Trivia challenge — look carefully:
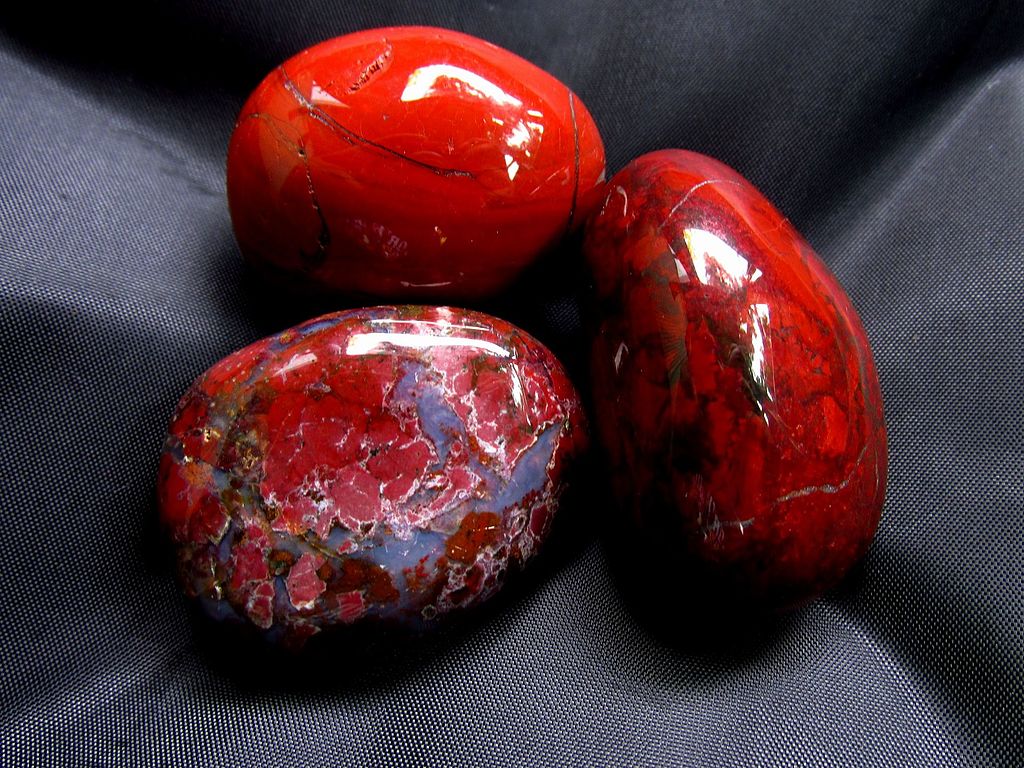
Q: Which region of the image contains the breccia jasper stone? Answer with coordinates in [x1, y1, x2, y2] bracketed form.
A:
[585, 150, 887, 612]
[157, 306, 587, 645]
[227, 26, 606, 300]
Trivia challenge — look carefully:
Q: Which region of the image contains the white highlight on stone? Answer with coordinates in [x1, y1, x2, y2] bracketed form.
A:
[345, 332, 510, 358]
[400, 64, 523, 107]
[276, 351, 318, 376]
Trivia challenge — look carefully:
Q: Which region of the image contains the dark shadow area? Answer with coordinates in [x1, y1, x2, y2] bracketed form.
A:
[231, 258, 367, 336]
[485, 231, 592, 381]
[597, 525, 801, 662]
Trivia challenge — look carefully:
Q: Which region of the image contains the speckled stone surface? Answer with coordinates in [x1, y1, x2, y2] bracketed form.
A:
[157, 306, 587, 645]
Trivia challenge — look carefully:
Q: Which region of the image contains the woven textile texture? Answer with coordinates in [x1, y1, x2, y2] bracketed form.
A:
[0, 1, 1021, 765]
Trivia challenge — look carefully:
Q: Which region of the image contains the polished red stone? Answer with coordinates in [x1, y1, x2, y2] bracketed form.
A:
[226, 26, 606, 300]
[157, 307, 587, 645]
[585, 150, 887, 612]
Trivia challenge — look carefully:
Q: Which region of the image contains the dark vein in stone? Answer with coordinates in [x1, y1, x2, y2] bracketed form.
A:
[567, 88, 580, 232]
[240, 112, 301, 153]
[296, 142, 331, 265]
[279, 67, 476, 179]
[244, 112, 331, 264]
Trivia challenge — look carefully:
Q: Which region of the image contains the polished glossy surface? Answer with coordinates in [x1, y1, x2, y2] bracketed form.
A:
[157, 306, 587, 645]
[227, 26, 606, 299]
[586, 150, 887, 611]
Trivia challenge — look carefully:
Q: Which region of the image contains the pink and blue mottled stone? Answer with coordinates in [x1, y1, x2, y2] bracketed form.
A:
[157, 306, 587, 646]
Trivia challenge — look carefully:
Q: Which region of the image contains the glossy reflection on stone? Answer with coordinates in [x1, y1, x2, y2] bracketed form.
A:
[227, 26, 606, 300]
[157, 307, 587, 646]
[585, 150, 887, 614]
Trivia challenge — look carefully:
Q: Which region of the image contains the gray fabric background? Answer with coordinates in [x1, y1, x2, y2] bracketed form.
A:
[0, 1, 1021, 765]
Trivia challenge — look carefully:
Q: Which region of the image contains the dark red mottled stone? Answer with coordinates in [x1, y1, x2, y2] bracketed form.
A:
[227, 26, 606, 300]
[157, 307, 587, 645]
[585, 150, 887, 612]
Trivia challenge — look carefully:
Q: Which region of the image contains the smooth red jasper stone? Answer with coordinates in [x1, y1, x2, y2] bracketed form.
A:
[226, 27, 606, 299]
[585, 150, 887, 613]
[157, 306, 587, 645]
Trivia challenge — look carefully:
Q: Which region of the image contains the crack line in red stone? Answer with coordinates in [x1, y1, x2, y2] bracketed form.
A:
[773, 442, 870, 505]
[239, 112, 302, 153]
[296, 142, 332, 263]
[662, 178, 745, 232]
[279, 67, 477, 179]
[566, 88, 580, 233]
